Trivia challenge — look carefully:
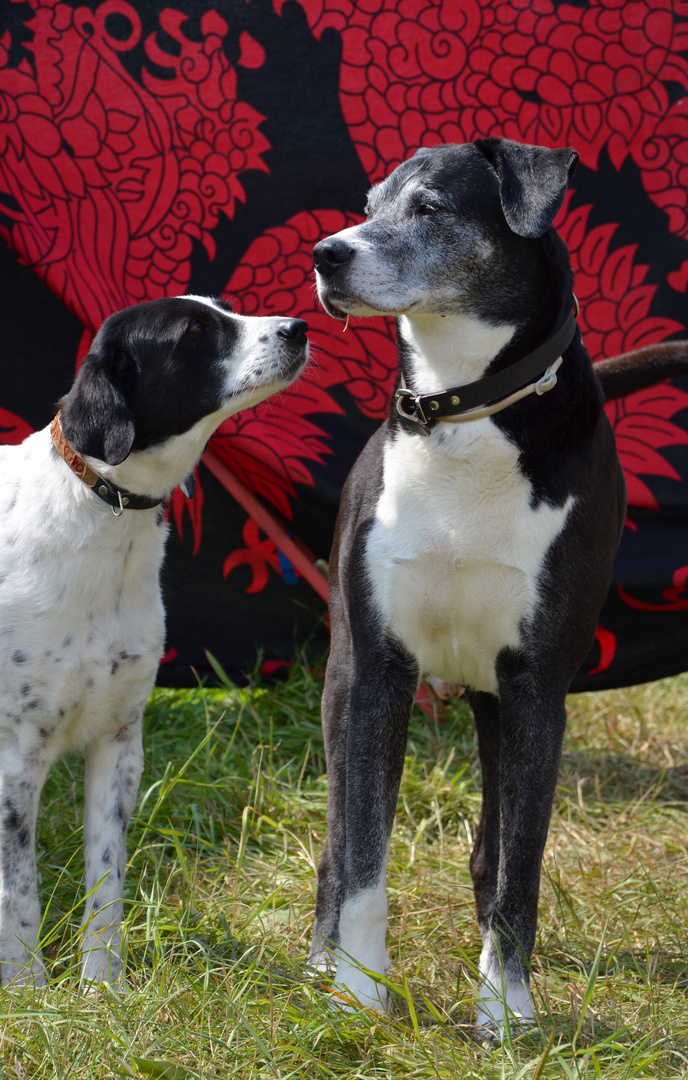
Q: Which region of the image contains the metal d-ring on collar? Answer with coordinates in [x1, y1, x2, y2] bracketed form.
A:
[50, 413, 164, 514]
[394, 302, 579, 437]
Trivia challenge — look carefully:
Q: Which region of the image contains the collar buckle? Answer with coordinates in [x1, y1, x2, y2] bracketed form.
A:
[394, 387, 433, 436]
[534, 368, 558, 396]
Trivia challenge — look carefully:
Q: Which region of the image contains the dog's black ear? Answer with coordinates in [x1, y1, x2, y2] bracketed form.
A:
[474, 138, 578, 238]
[59, 346, 137, 465]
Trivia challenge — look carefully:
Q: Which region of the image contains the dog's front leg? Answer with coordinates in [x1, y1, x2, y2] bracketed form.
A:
[467, 691, 501, 948]
[80, 718, 143, 984]
[324, 642, 419, 1011]
[0, 759, 50, 985]
[469, 669, 568, 1034]
[309, 632, 352, 974]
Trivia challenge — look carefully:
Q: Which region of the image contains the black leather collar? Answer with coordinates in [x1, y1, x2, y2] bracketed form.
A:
[84, 474, 164, 513]
[394, 308, 577, 436]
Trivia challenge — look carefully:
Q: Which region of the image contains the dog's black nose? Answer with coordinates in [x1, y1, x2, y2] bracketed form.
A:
[313, 238, 353, 275]
[277, 318, 308, 342]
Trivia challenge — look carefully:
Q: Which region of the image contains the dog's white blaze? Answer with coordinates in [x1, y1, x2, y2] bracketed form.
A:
[334, 859, 390, 1011]
[367, 411, 573, 695]
[181, 296, 306, 395]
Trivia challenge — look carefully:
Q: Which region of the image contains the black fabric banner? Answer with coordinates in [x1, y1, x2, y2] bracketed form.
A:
[1, 0, 687, 690]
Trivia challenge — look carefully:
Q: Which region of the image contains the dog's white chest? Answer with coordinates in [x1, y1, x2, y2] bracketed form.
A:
[0, 433, 166, 757]
[366, 424, 573, 694]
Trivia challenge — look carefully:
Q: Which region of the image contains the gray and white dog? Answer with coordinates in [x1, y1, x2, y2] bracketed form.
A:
[309, 138, 687, 1030]
[0, 296, 307, 986]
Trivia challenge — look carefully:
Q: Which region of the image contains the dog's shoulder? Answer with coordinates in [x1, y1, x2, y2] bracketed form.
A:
[0, 422, 167, 629]
[0, 428, 60, 533]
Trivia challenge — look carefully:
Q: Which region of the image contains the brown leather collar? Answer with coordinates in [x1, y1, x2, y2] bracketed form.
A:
[50, 413, 163, 514]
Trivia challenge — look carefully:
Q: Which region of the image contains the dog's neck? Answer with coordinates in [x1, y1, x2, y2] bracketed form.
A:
[95, 410, 227, 501]
[398, 312, 517, 394]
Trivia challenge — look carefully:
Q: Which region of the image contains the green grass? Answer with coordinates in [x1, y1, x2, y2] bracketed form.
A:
[2, 662, 688, 1078]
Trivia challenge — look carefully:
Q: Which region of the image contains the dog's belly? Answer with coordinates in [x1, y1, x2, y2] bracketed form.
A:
[365, 426, 573, 695]
[1, 603, 163, 759]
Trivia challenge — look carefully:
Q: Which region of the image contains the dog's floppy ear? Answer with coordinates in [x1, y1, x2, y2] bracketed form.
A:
[59, 344, 137, 465]
[474, 138, 578, 238]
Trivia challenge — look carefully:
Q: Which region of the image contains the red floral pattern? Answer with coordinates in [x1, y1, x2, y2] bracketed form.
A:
[557, 194, 685, 362]
[298, 0, 688, 240]
[0, 2, 267, 330]
[0, 407, 33, 445]
[555, 194, 688, 508]
[222, 518, 284, 594]
[170, 470, 204, 557]
[1, 0, 687, 622]
[619, 565, 688, 611]
[588, 625, 617, 675]
[605, 384, 688, 508]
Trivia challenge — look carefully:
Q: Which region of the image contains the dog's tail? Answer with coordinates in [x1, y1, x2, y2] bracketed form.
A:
[594, 340, 688, 401]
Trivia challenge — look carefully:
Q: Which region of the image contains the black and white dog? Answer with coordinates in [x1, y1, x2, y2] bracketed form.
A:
[0, 296, 307, 986]
[309, 139, 687, 1029]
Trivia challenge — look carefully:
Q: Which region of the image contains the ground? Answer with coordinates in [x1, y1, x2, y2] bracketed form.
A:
[2, 658, 688, 1079]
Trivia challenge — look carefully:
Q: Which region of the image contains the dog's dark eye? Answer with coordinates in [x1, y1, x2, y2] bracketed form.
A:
[186, 320, 204, 334]
[418, 203, 438, 216]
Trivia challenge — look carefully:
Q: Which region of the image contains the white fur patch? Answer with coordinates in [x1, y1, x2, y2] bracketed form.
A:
[332, 862, 390, 1011]
[398, 312, 517, 388]
[476, 936, 535, 1033]
[367, 414, 572, 694]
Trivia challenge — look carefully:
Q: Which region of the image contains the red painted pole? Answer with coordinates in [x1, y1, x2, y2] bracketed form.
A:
[201, 447, 329, 605]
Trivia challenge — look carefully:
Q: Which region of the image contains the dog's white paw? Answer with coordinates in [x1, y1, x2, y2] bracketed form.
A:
[475, 977, 535, 1038]
[329, 966, 388, 1013]
[2, 963, 48, 990]
[306, 941, 334, 975]
[80, 945, 124, 985]
[333, 878, 390, 1012]
[0, 939, 48, 989]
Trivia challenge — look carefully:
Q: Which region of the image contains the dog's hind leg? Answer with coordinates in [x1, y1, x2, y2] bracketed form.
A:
[80, 717, 143, 984]
[317, 638, 419, 1011]
[0, 759, 50, 986]
[470, 664, 568, 1034]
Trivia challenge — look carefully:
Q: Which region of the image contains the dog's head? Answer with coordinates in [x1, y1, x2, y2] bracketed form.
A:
[59, 297, 308, 467]
[312, 139, 578, 324]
